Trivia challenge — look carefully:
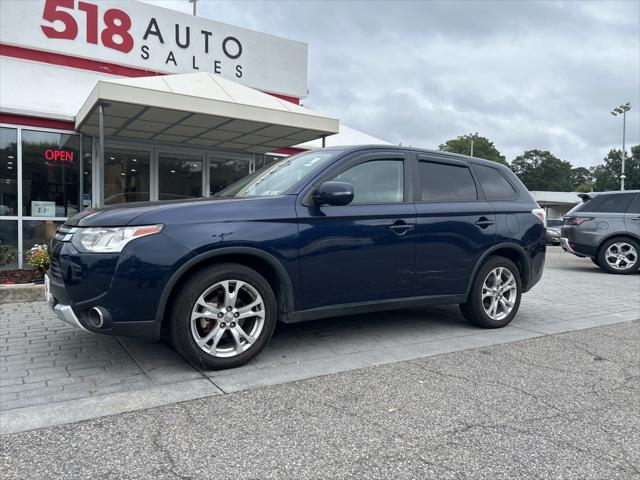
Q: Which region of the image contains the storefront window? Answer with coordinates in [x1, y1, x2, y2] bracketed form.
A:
[0, 128, 19, 216]
[104, 148, 150, 205]
[209, 158, 251, 195]
[23, 220, 63, 268]
[0, 220, 19, 270]
[159, 155, 202, 200]
[22, 130, 80, 217]
[82, 136, 92, 210]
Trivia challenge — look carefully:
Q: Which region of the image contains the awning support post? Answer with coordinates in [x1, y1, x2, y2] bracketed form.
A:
[321, 135, 326, 148]
[98, 103, 105, 207]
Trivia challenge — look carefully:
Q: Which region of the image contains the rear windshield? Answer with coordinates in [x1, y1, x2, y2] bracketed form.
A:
[547, 219, 563, 227]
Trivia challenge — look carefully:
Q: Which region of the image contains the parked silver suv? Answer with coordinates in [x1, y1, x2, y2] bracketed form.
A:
[561, 191, 640, 274]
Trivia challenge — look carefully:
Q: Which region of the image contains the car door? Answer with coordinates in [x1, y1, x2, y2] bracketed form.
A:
[296, 151, 416, 310]
[413, 155, 496, 297]
[624, 193, 640, 236]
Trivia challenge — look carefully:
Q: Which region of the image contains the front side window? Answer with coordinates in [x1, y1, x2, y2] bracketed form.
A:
[474, 164, 517, 200]
[333, 159, 404, 204]
[419, 161, 477, 202]
[21, 130, 80, 217]
[627, 194, 640, 214]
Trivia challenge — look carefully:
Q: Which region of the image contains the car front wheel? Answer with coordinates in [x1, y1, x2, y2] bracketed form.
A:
[460, 256, 522, 328]
[170, 263, 277, 370]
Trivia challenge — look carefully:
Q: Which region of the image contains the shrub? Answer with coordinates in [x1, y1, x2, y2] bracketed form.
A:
[0, 242, 17, 268]
[26, 244, 49, 274]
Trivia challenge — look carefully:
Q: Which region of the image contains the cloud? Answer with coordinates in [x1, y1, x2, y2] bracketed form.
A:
[145, 0, 639, 168]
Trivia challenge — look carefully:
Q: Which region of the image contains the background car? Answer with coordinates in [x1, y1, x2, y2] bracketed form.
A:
[561, 191, 640, 274]
[546, 218, 563, 245]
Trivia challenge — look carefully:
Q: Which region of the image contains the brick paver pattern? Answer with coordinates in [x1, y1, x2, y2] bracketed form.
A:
[1, 250, 639, 412]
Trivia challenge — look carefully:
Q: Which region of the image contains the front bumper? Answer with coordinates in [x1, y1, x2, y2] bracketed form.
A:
[46, 274, 90, 332]
[46, 229, 190, 340]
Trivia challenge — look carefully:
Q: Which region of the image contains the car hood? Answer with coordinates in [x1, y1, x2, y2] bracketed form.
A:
[65, 197, 248, 227]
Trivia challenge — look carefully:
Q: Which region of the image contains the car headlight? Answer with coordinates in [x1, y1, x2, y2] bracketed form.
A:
[71, 225, 163, 253]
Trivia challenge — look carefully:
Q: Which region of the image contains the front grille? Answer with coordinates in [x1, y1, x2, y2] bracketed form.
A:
[49, 255, 63, 281]
[53, 225, 78, 242]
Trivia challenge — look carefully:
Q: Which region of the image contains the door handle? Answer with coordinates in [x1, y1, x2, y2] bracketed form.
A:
[389, 222, 415, 236]
[631, 217, 640, 221]
[474, 217, 495, 229]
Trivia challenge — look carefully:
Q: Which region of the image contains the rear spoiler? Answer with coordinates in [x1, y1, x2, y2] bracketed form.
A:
[577, 192, 598, 202]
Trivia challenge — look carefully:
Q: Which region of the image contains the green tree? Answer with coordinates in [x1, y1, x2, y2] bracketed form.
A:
[439, 133, 507, 165]
[511, 149, 573, 191]
[592, 146, 640, 191]
[570, 167, 592, 188]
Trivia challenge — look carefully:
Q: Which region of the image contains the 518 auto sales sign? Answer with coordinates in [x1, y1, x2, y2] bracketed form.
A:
[0, 0, 308, 98]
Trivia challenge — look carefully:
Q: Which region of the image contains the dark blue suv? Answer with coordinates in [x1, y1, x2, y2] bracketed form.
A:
[46, 146, 545, 369]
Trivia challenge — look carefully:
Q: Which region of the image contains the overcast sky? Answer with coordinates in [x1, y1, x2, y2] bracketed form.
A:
[146, 0, 639, 168]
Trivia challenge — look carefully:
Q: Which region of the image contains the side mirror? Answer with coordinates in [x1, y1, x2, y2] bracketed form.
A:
[312, 181, 354, 206]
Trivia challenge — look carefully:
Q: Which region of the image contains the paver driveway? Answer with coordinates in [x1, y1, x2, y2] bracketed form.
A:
[1, 248, 639, 433]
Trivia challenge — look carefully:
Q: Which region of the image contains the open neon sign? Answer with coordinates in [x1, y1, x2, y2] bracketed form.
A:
[44, 149, 74, 162]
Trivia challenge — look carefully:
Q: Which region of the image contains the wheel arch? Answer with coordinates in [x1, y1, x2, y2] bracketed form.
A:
[466, 243, 531, 296]
[156, 247, 295, 328]
[597, 232, 640, 254]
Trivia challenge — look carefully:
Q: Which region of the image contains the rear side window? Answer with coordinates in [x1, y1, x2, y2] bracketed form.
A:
[628, 194, 640, 214]
[474, 164, 518, 200]
[589, 193, 634, 213]
[419, 161, 477, 202]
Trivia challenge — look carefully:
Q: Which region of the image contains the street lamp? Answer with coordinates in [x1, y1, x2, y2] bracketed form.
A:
[188, 0, 197, 16]
[610, 102, 631, 191]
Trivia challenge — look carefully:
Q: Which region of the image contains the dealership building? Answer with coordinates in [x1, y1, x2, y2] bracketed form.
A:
[0, 0, 386, 268]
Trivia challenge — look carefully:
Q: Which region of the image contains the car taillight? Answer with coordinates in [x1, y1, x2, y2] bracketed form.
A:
[566, 217, 593, 225]
[531, 208, 546, 226]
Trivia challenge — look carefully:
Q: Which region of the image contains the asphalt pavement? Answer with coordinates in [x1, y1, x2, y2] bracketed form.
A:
[1, 319, 639, 480]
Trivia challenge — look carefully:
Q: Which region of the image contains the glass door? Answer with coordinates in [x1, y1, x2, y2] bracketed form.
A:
[103, 147, 151, 205]
[158, 153, 203, 200]
[208, 157, 251, 196]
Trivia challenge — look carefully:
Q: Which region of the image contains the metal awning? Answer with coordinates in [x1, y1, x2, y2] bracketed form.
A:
[75, 72, 338, 154]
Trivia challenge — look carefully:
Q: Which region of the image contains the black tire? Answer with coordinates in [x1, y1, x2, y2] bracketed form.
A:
[170, 263, 277, 370]
[460, 256, 522, 328]
[590, 257, 600, 267]
[596, 237, 640, 275]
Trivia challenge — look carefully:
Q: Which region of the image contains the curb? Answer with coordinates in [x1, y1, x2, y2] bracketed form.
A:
[0, 283, 44, 304]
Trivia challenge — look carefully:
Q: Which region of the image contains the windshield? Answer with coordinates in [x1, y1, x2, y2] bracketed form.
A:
[215, 150, 340, 198]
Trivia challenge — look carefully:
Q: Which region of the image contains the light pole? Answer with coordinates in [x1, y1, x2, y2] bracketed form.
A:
[610, 102, 631, 191]
[188, 0, 197, 16]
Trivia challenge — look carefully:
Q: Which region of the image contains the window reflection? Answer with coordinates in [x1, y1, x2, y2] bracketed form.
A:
[159, 155, 202, 200]
[209, 158, 250, 195]
[0, 128, 18, 216]
[21, 130, 80, 217]
[104, 148, 150, 205]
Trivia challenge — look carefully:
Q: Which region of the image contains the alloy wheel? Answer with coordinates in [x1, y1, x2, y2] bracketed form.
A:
[190, 280, 265, 358]
[604, 242, 638, 271]
[482, 267, 518, 321]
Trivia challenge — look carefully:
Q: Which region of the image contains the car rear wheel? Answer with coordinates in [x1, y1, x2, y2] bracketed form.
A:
[460, 256, 522, 328]
[597, 237, 640, 274]
[170, 263, 277, 370]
